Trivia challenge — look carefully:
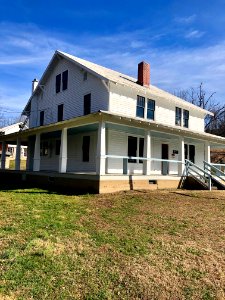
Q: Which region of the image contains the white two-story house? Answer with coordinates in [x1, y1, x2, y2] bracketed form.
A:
[1, 50, 225, 193]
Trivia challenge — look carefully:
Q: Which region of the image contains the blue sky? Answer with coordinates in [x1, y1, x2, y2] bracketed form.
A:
[1, 0, 225, 121]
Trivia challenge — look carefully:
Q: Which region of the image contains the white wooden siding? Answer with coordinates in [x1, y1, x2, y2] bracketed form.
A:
[40, 137, 60, 171]
[39, 131, 97, 172]
[109, 83, 206, 133]
[107, 129, 144, 175]
[67, 131, 97, 172]
[106, 129, 206, 175]
[29, 58, 109, 128]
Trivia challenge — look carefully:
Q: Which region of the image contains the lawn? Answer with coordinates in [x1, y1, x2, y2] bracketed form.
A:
[0, 189, 225, 300]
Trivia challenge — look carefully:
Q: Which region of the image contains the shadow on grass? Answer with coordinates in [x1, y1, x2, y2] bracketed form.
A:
[0, 183, 95, 196]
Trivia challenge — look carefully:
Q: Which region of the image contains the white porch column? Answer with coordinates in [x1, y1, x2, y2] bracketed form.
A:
[1, 141, 6, 170]
[96, 121, 106, 175]
[15, 138, 21, 170]
[204, 141, 211, 163]
[33, 133, 41, 171]
[178, 136, 185, 176]
[143, 131, 151, 175]
[59, 128, 68, 173]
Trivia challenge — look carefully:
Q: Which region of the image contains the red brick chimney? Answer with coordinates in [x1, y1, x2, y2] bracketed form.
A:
[137, 61, 150, 86]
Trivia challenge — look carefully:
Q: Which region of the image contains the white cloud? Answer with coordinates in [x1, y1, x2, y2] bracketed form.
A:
[1, 21, 225, 118]
[174, 15, 196, 24]
[185, 30, 205, 39]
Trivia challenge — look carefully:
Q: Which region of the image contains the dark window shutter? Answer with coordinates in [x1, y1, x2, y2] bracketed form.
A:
[128, 136, 137, 163]
[62, 70, 68, 90]
[56, 74, 61, 93]
[58, 104, 64, 122]
[55, 140, 61, 155]
[40, 110, 44, 126]
[82, 136, 90, 162]
[84, 93, 91, 115]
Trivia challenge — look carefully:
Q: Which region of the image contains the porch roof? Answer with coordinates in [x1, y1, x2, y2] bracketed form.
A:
[1, 111, 225, 146]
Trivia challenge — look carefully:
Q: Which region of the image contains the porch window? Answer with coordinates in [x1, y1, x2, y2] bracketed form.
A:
[40, 141, 48, 156]
[55, 140, 61, 156]
[175, 107, 182, 126]
[84, 93, 91, 115]
[58, 104, 64, 122]
[40, 110, 44, 126]
[82, 136, 90, 162]
[147, 99, 155, 120]
[56, 74, 61, 93]
[62, 70, 68, 91]
[136, 96, 145, 118]
[185, 144, 195, 163]
[183, 109, 189, 128]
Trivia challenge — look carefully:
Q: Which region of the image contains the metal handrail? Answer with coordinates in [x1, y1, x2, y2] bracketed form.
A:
[203, 161, 225, 186]
[185, 159, 211, 190]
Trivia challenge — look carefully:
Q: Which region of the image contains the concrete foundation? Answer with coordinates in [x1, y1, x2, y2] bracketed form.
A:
[0, 170, 181, 194]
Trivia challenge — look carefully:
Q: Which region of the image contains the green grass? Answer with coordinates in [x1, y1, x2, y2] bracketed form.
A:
[0, 189, 225, 299]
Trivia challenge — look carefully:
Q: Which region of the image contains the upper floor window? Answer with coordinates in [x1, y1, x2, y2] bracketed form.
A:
[183, 109, 189, 128]
[147, 99, 155, 120]
[84, 93, 91, 115]
[55, 70, 68, 93]
[175, 107, 182, 126]
[82, 136, 90, 162]
[62, 70, 68, 91]
[56, 74, 61, 93]
[136, 96, 145, 118]
[40, 110, 44, 126]
[58, 104, 64, 122]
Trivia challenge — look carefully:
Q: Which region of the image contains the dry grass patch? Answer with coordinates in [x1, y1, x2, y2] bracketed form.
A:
[0, 189, 225, 299]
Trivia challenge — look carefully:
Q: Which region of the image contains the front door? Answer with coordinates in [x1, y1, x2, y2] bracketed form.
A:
[161, 144, 169, 175]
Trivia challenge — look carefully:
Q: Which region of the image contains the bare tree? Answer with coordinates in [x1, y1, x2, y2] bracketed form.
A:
[174, 83, 225, 135]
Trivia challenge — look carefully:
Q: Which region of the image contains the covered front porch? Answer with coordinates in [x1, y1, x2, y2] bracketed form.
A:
[1, 111, 225, 192]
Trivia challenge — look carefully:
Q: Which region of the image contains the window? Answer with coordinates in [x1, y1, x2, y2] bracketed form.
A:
[183, 110, 189, 128]
[58, 104, 64, 122]
[147, 99, 155, 120]
[40, 141, 48, 156]
[128, 136, 144, 163]
[56, 74, 61, 93]
[62, 70, 68, 91]
[175, 107, 182, 126]
[40, 110, 44, 126]
[185, 144, 195, 163]
[84, 93, 91, 115]
[82, 136, 90, 162]
[136, 96, 145, 118]
[55, 140, 61, 156]
[56, 70, 68, 93]
[23, 148, 27, 157]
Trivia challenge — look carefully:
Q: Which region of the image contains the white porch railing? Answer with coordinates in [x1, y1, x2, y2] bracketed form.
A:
[104, 154, 183, 175]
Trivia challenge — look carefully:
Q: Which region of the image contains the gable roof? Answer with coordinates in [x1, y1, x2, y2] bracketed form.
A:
[23, 50, 213, 116]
